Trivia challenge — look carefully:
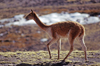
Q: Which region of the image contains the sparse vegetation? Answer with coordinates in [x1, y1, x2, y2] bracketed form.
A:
[0, 50, 100, 66]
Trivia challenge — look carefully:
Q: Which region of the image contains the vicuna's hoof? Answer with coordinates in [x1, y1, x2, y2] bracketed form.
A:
[61, 60, 65, 63]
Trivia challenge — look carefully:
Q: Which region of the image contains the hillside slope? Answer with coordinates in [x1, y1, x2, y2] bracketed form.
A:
[0, 22, 100, 51]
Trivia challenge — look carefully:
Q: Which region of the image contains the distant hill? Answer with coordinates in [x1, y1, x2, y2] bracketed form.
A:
[0, 0, 100, 19]
[0, 0, 100, 9]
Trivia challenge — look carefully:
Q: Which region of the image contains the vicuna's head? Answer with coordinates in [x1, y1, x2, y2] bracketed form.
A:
[25, 10, 36, 20]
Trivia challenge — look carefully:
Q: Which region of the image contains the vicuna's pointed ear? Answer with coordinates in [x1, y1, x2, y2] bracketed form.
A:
[31, 9, 33, 13]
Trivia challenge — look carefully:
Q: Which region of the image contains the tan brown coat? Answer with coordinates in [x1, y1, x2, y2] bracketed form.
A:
[25, 10, 87, 62]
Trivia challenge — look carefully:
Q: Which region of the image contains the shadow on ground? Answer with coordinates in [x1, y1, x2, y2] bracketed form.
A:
[16, 62, 70, 66]
[17, 63, 32, 66]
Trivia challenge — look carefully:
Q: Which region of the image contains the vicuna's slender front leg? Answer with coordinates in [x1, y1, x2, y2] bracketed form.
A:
[47, 39, 57, 59]
[57, 39, 61, 59]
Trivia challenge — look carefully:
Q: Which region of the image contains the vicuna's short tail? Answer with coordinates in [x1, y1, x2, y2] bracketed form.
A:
[79, 26, 85, 37]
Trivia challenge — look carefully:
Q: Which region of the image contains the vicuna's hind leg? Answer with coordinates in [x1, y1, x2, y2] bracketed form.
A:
[79, 36, 87, 60]
[62, 29, 79, 62]
[62, 37, 74, 62]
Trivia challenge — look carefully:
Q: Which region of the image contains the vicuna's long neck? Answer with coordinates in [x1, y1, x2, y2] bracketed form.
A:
[33, 14, 48, 30]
